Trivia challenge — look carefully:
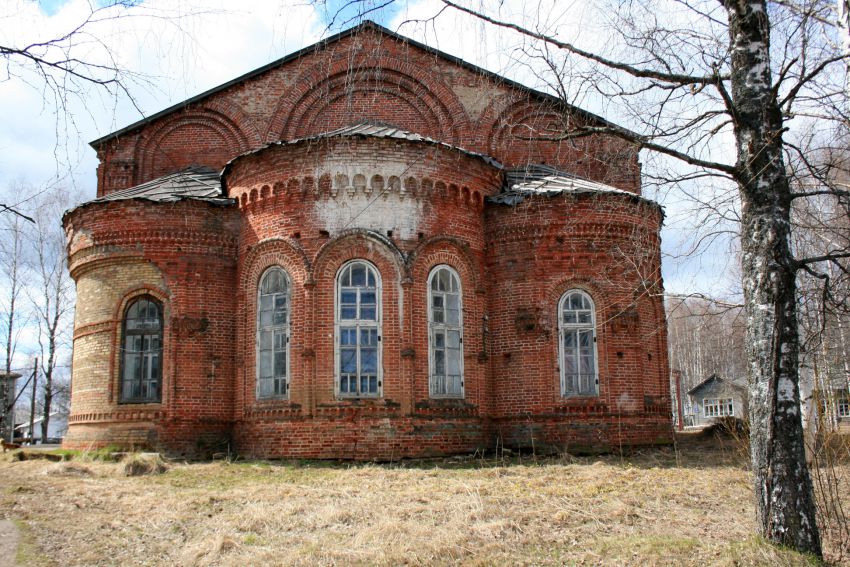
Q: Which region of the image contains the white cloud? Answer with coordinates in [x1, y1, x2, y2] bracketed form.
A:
[0, 0, 326, 199]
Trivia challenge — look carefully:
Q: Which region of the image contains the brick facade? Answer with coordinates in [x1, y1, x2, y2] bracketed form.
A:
[63, 22, 671, 458]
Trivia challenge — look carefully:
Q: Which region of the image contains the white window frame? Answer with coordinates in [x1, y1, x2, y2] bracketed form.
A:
[335, 260, 382, 398]
[703, 397, 734, 418]
[428, 265, 464, 398]
[558, 289, 599, 396]
[837, 397, 850, 419]
[256, 267, 291, 399]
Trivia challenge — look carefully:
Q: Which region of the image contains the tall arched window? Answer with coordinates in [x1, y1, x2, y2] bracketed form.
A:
[336, 260, 381, 397]
[558, 290, 598, 396]
[120, 296, 163, 403]
[257, 267, 290, 399]
[428, 266, 463, 397]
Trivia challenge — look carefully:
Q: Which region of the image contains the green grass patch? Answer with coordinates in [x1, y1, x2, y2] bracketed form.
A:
[13, 520, 54, 567]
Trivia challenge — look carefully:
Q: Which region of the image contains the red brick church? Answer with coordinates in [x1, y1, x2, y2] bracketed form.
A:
[62, 21, 672, 458]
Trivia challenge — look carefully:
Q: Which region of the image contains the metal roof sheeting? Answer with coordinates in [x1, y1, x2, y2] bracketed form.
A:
[94, 166, 227, 203]
[489, 166, 661, 210]
[64, 167, 233, 218]
[226, 120, 503, 170]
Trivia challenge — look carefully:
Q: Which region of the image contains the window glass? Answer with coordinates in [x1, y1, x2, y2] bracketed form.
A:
[257, 268, 290, 399]
[121, 297, 162, 403]
[429, 266, 463, 398]
[337, 261, 381, 397]
[559, 290, 598, 396]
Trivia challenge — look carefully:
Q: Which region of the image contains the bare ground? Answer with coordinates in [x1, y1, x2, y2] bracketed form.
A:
[0, 433, 845, 566]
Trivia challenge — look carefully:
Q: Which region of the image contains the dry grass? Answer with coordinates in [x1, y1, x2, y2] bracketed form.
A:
[0, 433, 841, 566]
[122, 454, 168, 477]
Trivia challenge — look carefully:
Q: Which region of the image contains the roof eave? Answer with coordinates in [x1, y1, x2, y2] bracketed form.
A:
[62, 195, 235, 224]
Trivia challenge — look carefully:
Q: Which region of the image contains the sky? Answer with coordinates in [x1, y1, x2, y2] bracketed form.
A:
[0, 0, 742, 300]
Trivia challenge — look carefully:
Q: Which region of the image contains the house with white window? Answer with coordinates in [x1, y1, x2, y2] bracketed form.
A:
[687, 375, 748, 427]
[801, 376, 850, 432]
[15, 411, 69, 445]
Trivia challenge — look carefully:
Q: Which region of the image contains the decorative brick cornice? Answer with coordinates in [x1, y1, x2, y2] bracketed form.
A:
[69, 410, 165, 424]
[244, 404, 303, 420]
[73, 320, 115, 340]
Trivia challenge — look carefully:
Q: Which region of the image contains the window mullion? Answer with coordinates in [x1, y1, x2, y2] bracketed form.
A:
[355, 322, 362, 396]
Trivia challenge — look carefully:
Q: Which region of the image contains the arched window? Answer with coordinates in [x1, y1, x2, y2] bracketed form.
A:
[257, 267, 290, 399]
[336, 261, 381, 397]
[558, 290, 598, 396]
[120, 297, 163, 403]
[428, 266, 463, 397]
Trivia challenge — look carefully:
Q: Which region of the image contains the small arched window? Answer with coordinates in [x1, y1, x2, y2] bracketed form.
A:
[428, 266, 463, 397]
[120, 297, 163, 403]
[257, 267, 290, 399]
[336, 260, 381, 397]
[558, 290, 598, 396]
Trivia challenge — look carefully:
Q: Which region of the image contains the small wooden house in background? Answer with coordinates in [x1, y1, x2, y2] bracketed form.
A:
[686, 375, 748, 427]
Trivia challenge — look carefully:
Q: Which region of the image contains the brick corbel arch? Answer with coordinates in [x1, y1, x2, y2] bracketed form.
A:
[134, 104, 258, 185]
[312, 229, 408, 283]
[408, 236, 482, 294]
[267, 55, 470, 145]
[543, 276, 608, 330]
[240, 238, 312, 291]
[479, 95, 576, 161]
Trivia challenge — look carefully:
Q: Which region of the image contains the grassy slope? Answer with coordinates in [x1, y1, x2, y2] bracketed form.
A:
[0, 434, 838, 566]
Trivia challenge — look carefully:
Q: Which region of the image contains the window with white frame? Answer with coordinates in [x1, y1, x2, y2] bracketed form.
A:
[336, 261, 381, 397]
[558, 290, 598, 396]
[120, 296, 162, 403]
[257, 267, 290, 399]
[703, 397, 734, 418]
[428, 266, 463, 397]
[837, 397, 850, 419]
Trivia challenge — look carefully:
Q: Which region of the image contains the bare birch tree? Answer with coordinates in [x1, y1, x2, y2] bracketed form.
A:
[28, 190, 75, 443]
[666, 295, 747, 391]
[0, 202, 29, 441]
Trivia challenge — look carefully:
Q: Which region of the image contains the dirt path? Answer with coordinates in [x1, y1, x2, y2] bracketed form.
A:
[0, 520, 20, 566]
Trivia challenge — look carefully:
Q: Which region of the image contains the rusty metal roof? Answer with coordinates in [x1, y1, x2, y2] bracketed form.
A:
[64, 167, 233, 219]
[93, 166, 228, 203]
[489, 166, 661, 211]
[286, 121, 502, 168]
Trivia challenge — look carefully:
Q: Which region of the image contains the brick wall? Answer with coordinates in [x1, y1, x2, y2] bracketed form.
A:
[484, 192, 672, 450]
[64, 24, 671, 459]
[63, 200, 240, 455]
[94, 26, 640, 198]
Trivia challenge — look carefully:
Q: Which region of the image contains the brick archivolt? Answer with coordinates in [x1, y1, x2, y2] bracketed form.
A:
[134, 107, 255, 184]
[269, 56, 469, 144]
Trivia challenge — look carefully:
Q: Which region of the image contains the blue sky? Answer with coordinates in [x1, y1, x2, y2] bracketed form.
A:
[317, 0, 400, 29]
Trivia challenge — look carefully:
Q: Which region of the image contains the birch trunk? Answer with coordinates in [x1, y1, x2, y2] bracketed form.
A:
[838, 0, 850, 106]
[727, 0, 821, 555]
